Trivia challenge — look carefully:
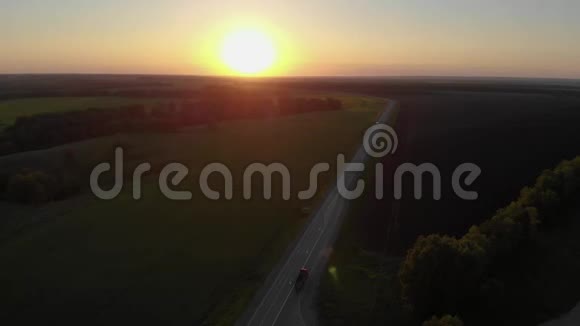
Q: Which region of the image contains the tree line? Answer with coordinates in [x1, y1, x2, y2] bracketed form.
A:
[0, 149, 82, 205]
[0, 88, 342, 205]
[0, 87, 342, 155]
[399, 156, 580, 325]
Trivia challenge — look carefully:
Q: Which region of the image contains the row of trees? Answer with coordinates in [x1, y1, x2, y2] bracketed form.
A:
[0, 77, 169, 100]
[423, 315, 463, 326]
[0, 87, 342, 155]
[399, 156, 580, 323]
[0, 169, 81, 205]
[0, 149, 83, 204]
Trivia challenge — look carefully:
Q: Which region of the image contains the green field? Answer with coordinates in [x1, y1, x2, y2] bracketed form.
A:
[0, 96, 168, 127]
[0, 95, 385, 324]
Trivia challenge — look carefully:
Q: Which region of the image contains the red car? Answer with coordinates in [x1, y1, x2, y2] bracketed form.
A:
[295, 268, 309, 292]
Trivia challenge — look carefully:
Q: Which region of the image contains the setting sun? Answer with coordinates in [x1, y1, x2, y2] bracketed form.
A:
[220, 29, 277, 76]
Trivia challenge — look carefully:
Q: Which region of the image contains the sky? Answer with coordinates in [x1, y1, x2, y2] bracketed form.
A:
[1, 0, 580, 78]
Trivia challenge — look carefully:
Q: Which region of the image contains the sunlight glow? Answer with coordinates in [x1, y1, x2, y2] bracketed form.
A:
[220, 29, 277, 76]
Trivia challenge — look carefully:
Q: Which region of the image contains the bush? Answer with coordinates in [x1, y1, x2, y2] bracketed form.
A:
[399, 234, 486, 316]
[0, 172, 9, 199]
[4, 171, 58, 204]
[0, 140, 16, 156]
[423, 315, 464, 326]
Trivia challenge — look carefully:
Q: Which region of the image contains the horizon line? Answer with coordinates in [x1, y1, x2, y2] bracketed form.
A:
[1, 72, 580, 82]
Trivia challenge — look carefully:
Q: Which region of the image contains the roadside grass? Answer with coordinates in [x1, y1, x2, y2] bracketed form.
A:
[317, 190, 408, 326]
[0, 96, 168, 127]
[0, 95, 385, 324]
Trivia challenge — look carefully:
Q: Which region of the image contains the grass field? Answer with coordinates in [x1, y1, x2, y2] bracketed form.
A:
[0, 96, 168, 127]
[0, 94, 385, 325]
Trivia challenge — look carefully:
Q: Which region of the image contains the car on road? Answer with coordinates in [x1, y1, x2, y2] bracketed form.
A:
[295, 268, 309, 292]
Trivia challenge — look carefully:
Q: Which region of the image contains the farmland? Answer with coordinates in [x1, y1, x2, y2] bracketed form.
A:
[319, 90, 580, 325]
[3, 76, 580, 325]
[0, 89, 385, 325]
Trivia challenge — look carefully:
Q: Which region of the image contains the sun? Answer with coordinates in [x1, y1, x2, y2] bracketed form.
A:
[220, 29, 276, 75]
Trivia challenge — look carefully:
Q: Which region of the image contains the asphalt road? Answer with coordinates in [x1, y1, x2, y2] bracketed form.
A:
[238, 100, 398, 326]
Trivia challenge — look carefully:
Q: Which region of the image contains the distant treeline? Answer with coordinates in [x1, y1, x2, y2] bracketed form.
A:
[399, 157, 580, 325]
[0, 88, 201, 99]
[0, 75, 172, 100]
[0, 87, 342, 155]
[266, 79, 580, 98]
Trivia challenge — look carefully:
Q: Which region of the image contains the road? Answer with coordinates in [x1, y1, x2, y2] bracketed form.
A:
[237, 100, 398, 326]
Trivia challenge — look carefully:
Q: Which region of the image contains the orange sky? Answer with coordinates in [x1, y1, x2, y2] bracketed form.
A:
[2, 0, 580, 78]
